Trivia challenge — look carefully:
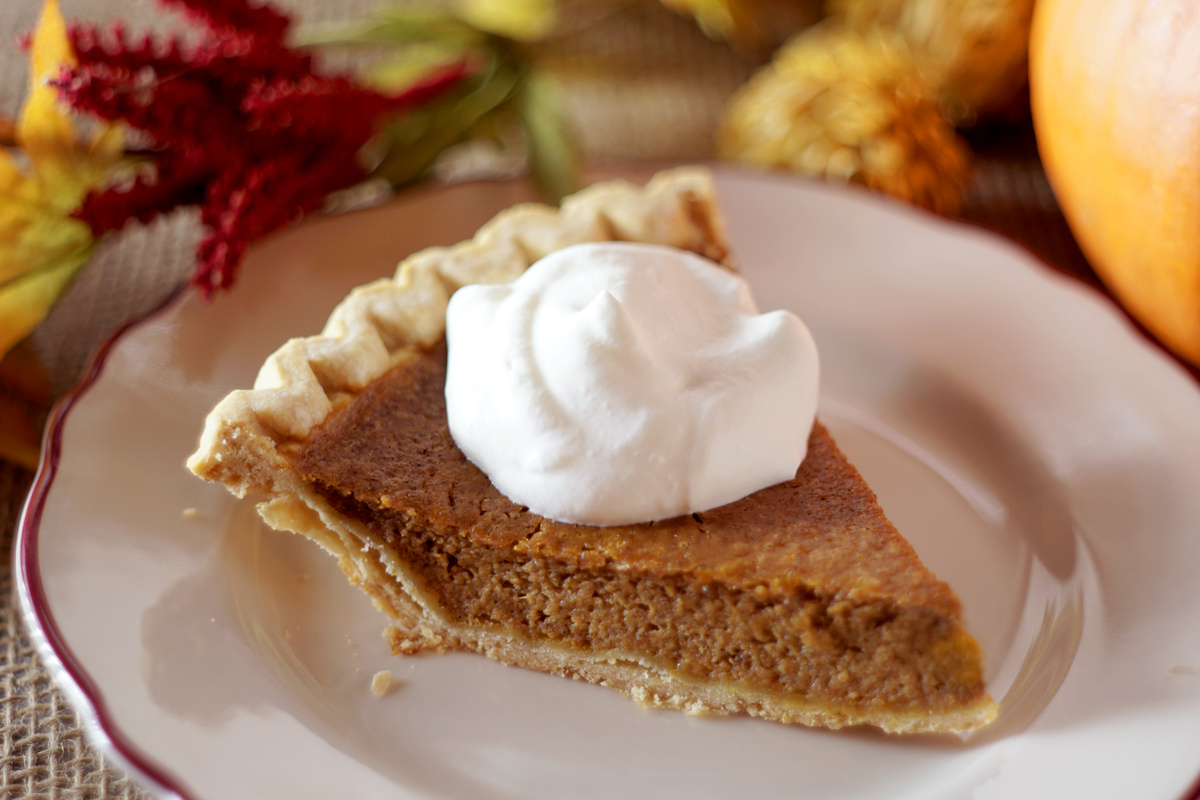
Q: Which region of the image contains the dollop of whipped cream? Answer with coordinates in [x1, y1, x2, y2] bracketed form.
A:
[444, 241, 819, 526]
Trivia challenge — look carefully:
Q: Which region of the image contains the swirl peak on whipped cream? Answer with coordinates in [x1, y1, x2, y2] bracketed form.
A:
[444, 241, 819, 526]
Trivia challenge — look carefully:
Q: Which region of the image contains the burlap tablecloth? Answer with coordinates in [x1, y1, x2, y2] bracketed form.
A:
[0, 1, 1155, 797]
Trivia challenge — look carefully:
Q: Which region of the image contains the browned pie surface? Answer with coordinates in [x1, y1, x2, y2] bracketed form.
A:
[297, 342, 955, 607]
[290, 342, 989, 714]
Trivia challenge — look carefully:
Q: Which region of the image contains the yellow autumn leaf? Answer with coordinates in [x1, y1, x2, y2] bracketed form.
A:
[0, 392, 43, 470]
[0, 0, 122, 466]
[0, 339, 53, 406]
[17, 0, 81, 198]
[0, 201, 93, 286]
[16, 0, 124, 200]
[0, 241, 90, 468]
[0, 0, 122, 361]
[454, 0, 557, 42]
[0, 239, 94, 358]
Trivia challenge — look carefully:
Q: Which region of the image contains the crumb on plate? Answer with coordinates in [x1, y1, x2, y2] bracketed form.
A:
[371, 670, 393, 697]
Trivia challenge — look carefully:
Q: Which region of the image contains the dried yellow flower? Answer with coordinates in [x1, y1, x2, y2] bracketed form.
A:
[827, 0, 1035, 124]
[717, 22, 970, 214]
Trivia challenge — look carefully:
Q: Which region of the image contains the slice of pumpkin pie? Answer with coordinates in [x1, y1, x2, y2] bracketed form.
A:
[188, 168, 997, 734]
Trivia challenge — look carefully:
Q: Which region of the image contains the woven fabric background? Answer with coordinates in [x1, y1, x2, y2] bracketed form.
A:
[0, 1, 1112, 798]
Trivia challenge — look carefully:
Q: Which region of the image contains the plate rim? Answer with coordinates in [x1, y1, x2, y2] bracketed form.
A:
[13, 167, 1200, 800]
[15, 284, 196, 800]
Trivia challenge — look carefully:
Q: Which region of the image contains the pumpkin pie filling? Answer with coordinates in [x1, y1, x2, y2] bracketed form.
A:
[291, 342, 990, 720]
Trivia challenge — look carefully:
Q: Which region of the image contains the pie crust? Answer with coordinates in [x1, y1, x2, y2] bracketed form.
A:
[188, 167, 997, 734]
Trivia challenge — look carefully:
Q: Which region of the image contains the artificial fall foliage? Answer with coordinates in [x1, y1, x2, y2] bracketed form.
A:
[827, 0, 1036, 125]
[0, 0, 122, 364]
[295, 3, 579, 204]
[0, 0, 123, 468]
[58, 0, 465, 297]
[718, 22, 971, 214]
[0, 0, 579, 468]
[0, 0, 463, 468]
[714, 0, 1034, 210]
[660, 0, 822, 57]
[454, 0, 559, 41]
[0, 341, 52, 469]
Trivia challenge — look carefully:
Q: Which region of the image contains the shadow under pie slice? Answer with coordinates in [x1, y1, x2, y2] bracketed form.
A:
[188, 167, 997, 734]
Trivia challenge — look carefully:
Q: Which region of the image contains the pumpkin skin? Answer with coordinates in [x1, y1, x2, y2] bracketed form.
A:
[1030, 0, 1200, 366]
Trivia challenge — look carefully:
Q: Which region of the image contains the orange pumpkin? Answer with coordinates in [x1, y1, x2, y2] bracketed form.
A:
[1029, 0, 1200, 366]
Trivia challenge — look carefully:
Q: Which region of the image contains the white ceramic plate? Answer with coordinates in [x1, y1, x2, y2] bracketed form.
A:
[16, 169, 1200, 800]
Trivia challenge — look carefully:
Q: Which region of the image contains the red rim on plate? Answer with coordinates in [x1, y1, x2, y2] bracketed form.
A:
[15, 285, 198, 800]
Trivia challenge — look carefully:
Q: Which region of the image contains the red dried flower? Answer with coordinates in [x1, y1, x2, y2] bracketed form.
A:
[56, 0, 465, 297]
[73, 149, 212, 233]
[165, 0, 293, 46]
